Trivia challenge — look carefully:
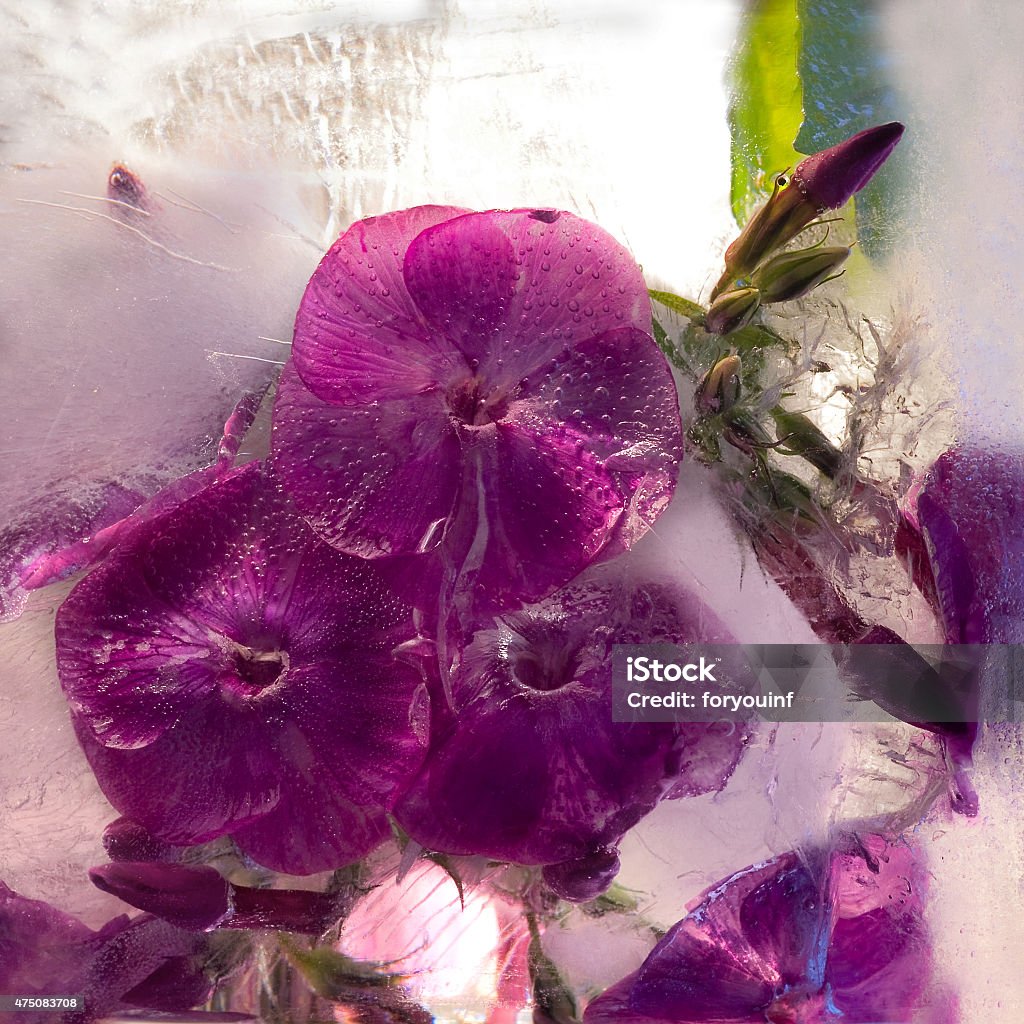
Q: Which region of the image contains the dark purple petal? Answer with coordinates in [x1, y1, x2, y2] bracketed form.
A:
[57, 462, 425, 874]
[403, 208, 654, 384]
[0, 482, 146, 622]
[916, 446, 1024, 643]
[584, 837, 936, 1024]
[393, 571, 748, 874]
[18, 387, 266, 596]
[792, 121, 904, 211]
[271, 359, 461, 558]
[292, 205, 469, 404]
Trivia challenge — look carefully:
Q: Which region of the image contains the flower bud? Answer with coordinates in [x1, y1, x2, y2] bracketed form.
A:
[715, 122, 903, 293]
[771, 408, 843, 478]
[705, 287, 760, 336]
[695, 354, 742, 415]
[752, 245, 851, 303]
[791, 121, 904, 212]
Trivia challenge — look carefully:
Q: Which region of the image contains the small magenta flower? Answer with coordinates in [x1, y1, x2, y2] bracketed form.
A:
[271, 206, 682, 612]
[56, 461, 426, 875]
[0, 881, 215, 1022]
[391, 566, 750, 899]
[583, 835, 936, 1024]
[716, 122, 904, 293]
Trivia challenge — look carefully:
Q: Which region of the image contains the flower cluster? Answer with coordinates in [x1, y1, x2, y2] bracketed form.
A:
[10, 120, 991, 1020]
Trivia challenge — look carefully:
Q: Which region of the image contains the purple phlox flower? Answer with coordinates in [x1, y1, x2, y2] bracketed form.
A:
[391, 565, 750, 900]
[719, 122, 904, 289]
[90, 862, 351, 934]
[0, 880, 229, 1023]
[584, 834, 938, 1024]
[56, 460, 427, 875]
[4, 387, 265, 615]
[270, 205, 681, 614]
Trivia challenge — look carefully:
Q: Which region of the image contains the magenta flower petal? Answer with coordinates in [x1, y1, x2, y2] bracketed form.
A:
[272, 359, 461, 558]
[56, 462, 425, 874]
[584, 836, 935, 1024]
[392, 570, 747, 885]
[293, 205, 469, 404]
[403, 211, 519, 366]
[403, 208, 652, 380]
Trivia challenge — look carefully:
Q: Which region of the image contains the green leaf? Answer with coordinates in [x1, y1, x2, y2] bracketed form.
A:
[728, 0, 803, 225]
[794, 0, 907, 258]
[648, 289, 705, 321]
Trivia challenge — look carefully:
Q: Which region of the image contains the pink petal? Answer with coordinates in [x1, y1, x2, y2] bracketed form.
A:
[404, 209, 654, 384]
[271, 359, 462, 558]
[293, 205, 469, 403]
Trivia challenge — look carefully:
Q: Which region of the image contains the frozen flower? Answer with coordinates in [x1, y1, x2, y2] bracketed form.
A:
[271, 206, 681, 612]
[584, 835, 936, 1024]
[89, 861, 351, 933]
[716, 122, 903, 292]
[391, 567, 750, 899]
[56, 461, 426, 875]
[0, 880, 218, 1023]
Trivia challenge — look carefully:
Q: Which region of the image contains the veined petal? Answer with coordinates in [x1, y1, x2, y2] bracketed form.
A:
[404, 208, 653, 383]
[271, 359, 461, 558]
[293, 205, 469, 404]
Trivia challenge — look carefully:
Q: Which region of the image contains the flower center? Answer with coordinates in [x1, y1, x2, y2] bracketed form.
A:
[512, 642, 580, 693]
[446, 376, 510, 427]
[231, 647, 290, 692]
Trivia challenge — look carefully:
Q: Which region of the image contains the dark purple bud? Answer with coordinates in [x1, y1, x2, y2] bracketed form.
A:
[791, 121, 905, 212]
[102, 817, 180, 863]
[89, 862, 230, 931]
[90, 861, 349, 934]
[716, 123, 904, 293]
[542, 848, 621, 903]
